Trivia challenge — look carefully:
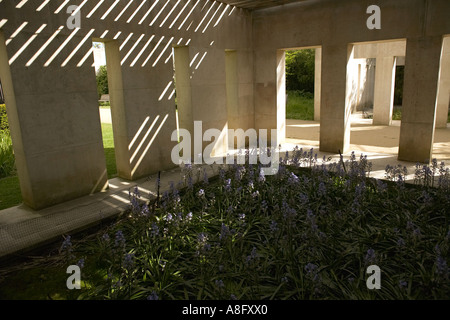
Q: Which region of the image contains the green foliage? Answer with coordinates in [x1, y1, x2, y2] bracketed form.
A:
[0, 131, 15, 178]
[285, 49, 315, 93]
[0, 104, 9, 132]
[394, 66, 404, 106]
[286, 90, 314, 120]
[101, 123, 117, 179]
[2, 152, 449, 300]
[96, 65, 109, 99]
[0, 175, 21, 210]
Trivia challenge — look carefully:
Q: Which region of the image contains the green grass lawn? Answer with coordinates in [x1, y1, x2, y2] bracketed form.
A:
[0, 115, 116, 210]
[286, 91, 314, 120]
[0, 175, 22, 210]
[101, 122, 117, 179]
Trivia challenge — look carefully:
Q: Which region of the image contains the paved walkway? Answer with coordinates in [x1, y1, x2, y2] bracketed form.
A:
[1, 113, 449, 261]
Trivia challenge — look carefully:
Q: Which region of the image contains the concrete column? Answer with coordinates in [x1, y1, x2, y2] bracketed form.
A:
[226, 50, 239, 148]
[435, 36, 450, 128]
[0, 29, 108, 209]
[319, 43, 353, 154]
[173, 46, 194, 159]
[120, 37, 178, 179]
[373, 56, 396, 125]
[276, 49, 286, 145]
[254, 49, 281, 145]
[314, 47, 322, 121]
[104, 40, 131, 179]
[398, 36, 442, 163]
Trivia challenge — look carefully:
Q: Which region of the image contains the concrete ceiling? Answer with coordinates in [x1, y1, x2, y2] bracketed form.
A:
[217, 0, 308, 11]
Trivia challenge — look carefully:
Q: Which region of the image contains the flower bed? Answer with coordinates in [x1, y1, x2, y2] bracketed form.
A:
[53, 148, 449, 300]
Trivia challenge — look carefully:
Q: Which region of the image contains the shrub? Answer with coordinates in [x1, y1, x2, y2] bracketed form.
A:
[0, 104, 9, 132]
[285, 49, 315, 94]
[96, 65, 109, 100]
[0, 130, 16, 178]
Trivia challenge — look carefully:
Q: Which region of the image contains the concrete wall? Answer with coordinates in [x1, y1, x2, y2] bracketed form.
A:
[253, 0, 450, 162]
[0, 0, 253, 209]
[2, 0, 450, 210]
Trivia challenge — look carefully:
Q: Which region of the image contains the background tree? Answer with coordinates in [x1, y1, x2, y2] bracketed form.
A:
[285, 49, 315, 93]
[96, 65, 109, 99]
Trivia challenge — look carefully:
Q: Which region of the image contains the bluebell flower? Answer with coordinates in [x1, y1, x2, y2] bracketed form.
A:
[77, 258, 85, 269]
[102, 233, 110, 242]
[406, 221, 414, 230]
[246, 247, 257, 263]
[299, 193, 308, 204]
[197, 233, 211, 253]
[305, 263, 321, 283]
[147, 291, 159, 300]
[224, 178, 232, 192]
[397, 238, 405, 247]
[187, 175, 193, 189]
[123, 253, 135, 269]
[261, 200, 268, 212]
[305, 263, 318, 274]
[60, 236, 72, 252]
[436, 255, 448, 277]
[219, 169, 225, 181]
[186, 212, 193, 221]
[318, 181, 326, 197]
[364, 248, 376, 264]
[288, 172, 299, 184]
[258, 169, 266, 183]
[114, 230, 126, 248]
[215, 279, 225, 288]
[230, 294, 237, 300]
[141, 205, 150, 216]
[270, 220, 278, 232]
[150, 223, 159, 237]
[399, 280, 408, 289]
[219, 223, 231, 241]
[198, 189, 205, 197]
[133, 186, 140, 198]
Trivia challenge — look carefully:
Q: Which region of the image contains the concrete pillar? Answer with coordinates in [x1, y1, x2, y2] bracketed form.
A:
[120, 37, 178, 179]
[319, 44, 353, 154]
[254, 49, 282, 145]
[276, 49, 286, 144]
[0, 29, 108, 209]
[398, 36, 442, 163]
[226, 50, 239, 148]
[103, 40, 131, 179]
[373, 56, 396, 125]
[435, 36, 450, 128]
[314, 47, 322, 121]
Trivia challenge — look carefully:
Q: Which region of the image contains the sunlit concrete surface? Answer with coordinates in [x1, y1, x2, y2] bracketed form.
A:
[286, 113, 450, 180]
